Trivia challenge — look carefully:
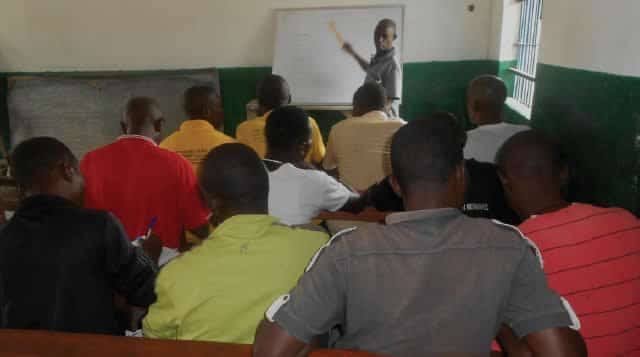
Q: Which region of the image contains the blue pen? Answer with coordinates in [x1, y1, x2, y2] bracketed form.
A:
[133, 217, 157, 247]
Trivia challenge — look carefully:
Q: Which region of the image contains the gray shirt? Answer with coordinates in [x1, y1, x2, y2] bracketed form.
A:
[268, 208, 571, 356]
[365, 48, 402, 102]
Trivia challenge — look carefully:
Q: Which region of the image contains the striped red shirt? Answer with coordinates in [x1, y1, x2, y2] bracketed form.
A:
[520, 203, 640, 356]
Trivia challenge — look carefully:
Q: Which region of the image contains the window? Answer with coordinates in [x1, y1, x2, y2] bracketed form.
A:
[511, 0, 544, 107]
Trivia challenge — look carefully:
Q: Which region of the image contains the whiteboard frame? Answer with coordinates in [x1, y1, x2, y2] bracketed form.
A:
[272, 5, 405, 108]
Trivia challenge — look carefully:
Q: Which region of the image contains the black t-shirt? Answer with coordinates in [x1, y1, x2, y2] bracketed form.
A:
[0, 195, 157, 334]
[363, 160, 520, 225]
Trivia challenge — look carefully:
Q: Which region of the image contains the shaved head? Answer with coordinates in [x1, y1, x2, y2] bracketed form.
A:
[497, 130, 569, 218]
[183, 86, 223, 128]
[467, 75, 507, 125]
[198, 143, 269, 225]
[122, 97, 164, 140]
[257, 74, 291, 113]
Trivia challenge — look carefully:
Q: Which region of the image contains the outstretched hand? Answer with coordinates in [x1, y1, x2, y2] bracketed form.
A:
[342, 42, 355, 55]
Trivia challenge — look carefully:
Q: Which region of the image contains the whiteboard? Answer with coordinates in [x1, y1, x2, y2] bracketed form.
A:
[273, 6, 404, 106]
[8, 71, 219, 158]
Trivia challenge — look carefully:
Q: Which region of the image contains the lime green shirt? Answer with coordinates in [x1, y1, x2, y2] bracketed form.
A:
[142, 215, 327, 344]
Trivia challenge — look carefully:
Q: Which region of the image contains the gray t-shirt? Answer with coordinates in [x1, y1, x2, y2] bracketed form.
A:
[365, 48, 402, 102]
[268, 208, 571, 356]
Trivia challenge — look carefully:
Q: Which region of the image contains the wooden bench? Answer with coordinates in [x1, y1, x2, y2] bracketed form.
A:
[0, 329, 384, 357]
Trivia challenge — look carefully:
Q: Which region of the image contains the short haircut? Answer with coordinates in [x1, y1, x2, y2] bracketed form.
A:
[391, 112, 465, 191]
[199, 143, 269, 206]
[376, 19, 398, 39]
[125, 96, 160, 124]
[184, 85, 216, 117]
[353, 82, 386, 113]
[496, 130, 566, 178]
[257, 74, 290, 111]
[11, 137, 78, 191]
[265, 106, 311, 153]
[467, 75, 507, 112]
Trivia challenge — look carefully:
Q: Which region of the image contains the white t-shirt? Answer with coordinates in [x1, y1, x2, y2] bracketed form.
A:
[464, 123, 529, 163]
[268, 163, 357, 226]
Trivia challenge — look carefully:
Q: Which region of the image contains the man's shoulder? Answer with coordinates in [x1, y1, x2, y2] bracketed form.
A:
[271, 224, 329, 248]
[237, 117, 265, 131]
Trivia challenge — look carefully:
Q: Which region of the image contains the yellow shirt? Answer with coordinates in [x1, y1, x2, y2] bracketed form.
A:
[160, 119, 235, 170]
[143, 215, 327, 344]
[323, 111, 406, 191]
[235, 112, 326, 164]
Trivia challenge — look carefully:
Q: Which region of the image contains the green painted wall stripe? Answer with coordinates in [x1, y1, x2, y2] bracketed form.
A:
[532, 63, 640, 214]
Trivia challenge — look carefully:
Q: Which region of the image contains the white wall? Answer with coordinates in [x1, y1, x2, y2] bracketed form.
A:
[488, 0, 521, 61]
[539, 0, 640, 77]
[0, 0, 494, 72]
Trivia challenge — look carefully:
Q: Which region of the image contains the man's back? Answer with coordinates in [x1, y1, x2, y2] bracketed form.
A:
[323, 112, 405, 191]
[464, 123, 529, 163]
[160, 120, 234, 170]
[236, 114, 326, 163]
[143, 215, 327, 343]
[0, 195, 156, 334]
[519, 203, 640, 356]
[269, 209, 571, 356]
[81, 136, 209, 249]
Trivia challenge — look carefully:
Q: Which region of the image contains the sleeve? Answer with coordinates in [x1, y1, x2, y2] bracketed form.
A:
[502, 245, 572, 338]
[383, 62, 402, 100]
[235, 122, 249, 144]
[322, 128, 339, 171]
[142, 271, 179, 339]
[308, 118, 326, 164]
[158, 134, 174, 150]
[177, 158, 210, 230]
[319, 173, 358, 212]
[268, 241, 347, 344]
[103, 213, 158, 307]
[364, 177, 404, 212]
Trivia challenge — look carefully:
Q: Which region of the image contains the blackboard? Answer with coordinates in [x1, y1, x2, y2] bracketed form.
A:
[8, 71, 219, 158]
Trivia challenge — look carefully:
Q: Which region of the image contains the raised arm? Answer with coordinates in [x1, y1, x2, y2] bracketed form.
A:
[343, 42, 370, 72]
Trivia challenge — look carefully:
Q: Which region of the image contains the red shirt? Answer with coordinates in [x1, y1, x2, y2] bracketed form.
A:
[81, 136, 210, 249]
[520, 203, 640, 356]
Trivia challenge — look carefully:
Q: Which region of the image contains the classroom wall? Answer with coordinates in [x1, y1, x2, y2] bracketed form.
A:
[0, 0, 504, 139]
[531, 0, 640, 213]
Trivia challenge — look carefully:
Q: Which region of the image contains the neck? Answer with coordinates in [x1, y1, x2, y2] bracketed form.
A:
[126, 127, 155, 139]
[523, 197, 570, 219]
[401, 186, 461, 212]
[475, 112, 503, 126]
[266, 151, 305, 166]
[23, 186, 77, 206]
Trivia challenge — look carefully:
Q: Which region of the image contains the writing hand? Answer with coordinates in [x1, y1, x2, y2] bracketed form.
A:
[141, 232, 162, 265]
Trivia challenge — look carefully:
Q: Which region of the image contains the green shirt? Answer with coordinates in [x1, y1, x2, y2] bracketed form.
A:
[143, 215, 328, 343]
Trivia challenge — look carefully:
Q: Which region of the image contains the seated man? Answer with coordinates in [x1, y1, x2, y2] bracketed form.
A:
[464, 75, 528, 163]
[323, 82, 405, 191]
[81, 97, 210, 252]
[0, 137, 157, 334]
[497, 130, 640, 356]
[254, 116, 587, 357]
[236, 74, 325, 166]
[143, 143, 328, 343]
[160, 85, 234, 170]
[264, 106, 359, 226]
[362, 112, 519, 224]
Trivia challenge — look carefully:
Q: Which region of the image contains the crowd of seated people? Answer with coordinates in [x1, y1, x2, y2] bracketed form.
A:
[0, 73, 637, 357]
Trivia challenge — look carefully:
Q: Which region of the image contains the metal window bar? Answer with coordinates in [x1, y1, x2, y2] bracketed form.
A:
[512, 0, 543, 107]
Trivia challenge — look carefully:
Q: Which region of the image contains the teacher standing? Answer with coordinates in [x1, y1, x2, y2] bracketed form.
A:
[343, 19, 402, 116]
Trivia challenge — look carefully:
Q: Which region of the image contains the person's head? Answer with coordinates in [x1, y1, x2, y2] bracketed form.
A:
[121, 97, 164, 142]
[352, 82, 387, 117]
[374, 19, 398, 51]
[198, 143, 269, 226]
[183, 85, 224, 129]
[11, 137, 84, 205]
[257, 74, 291, 114]
[265, 106, 312, 162]
[466, 75, 507, 126]
[390, 112, 466, 210]
[496, 130, 569, 219]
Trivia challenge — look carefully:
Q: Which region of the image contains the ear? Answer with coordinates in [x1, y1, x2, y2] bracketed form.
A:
[455, 162, 466, 191]
[60, 161, 75, 183]
[299, 141, 312, 158]
[153, 118, 165, 133]
[287, 94, 292, 105]
[389, 175, 402, 197]
[120, 121, 127, 135]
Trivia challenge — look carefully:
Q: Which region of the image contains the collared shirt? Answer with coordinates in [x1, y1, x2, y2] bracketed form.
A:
[81, 136, 210, 249]
[323, 111, 405, 191]
[464, 123, 529, 163]
[160, 119, 235, 170]
[143, 215, 327, 343]
[235, 112, 326, 164]
[365, 48, 402, 102]
[0, 195, 157, 335]
[268, 208, 571, 356]
[519, 203, 640, 356]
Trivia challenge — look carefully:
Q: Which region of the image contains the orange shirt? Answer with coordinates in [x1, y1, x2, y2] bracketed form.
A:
[519, 203, 640, 356]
